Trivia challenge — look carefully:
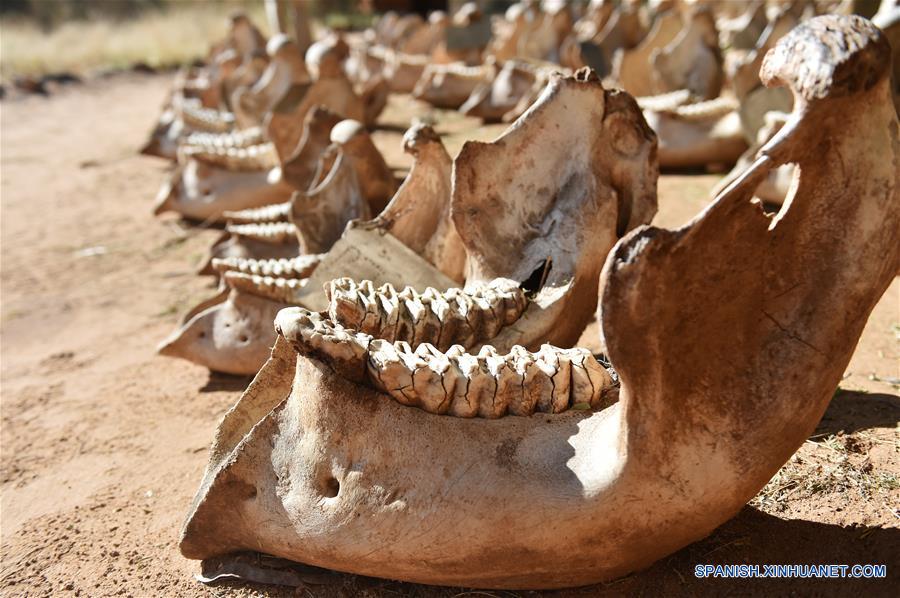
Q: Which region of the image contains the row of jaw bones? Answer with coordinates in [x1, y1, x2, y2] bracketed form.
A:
[160, 67, 659, 376]
[276, 307, 617, 418]
[179, 15, 900, 588]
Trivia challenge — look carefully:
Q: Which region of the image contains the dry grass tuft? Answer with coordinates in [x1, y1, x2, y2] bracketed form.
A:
[0, 3, 269, 78]
[752, 432, 900, 514]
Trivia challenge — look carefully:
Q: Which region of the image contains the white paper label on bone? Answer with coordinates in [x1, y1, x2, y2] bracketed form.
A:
[295, 227, 458, 312]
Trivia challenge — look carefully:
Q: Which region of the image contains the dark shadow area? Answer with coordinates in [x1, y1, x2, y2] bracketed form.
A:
[199, 371, 253, 393]
[815, 390, 900, 438]
[371, 122, 412, 134]
[198, 507, 898, 597]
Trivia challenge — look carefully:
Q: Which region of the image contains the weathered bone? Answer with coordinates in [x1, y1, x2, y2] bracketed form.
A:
[232, 34, 310, 130]
[275, 306, 616, 417]
[183, 126, 266, 151]
[642, 96, 748, 170]
[264, 36, 367, 163]
[329, 119, 395, 215]
[281, 106, 344, 192]
[197, 230, 299, 277]
[157, 288, 285, 376]
[179, 98, 235, 133]
[226, 221, 298, 245]
[651, 7, 723, 99]
[362, 123, 466, 281]
[323, 277, 526, 351]
[713, 111, 794, 206]
[223, 200, 291, 225]
[180, 16, 900, 588]
[459, 60, 539, 123]
[453, 68, 657, 350]
[412, 62, 496, 110]
[182, 141, 278, 172]
[212, 254, 323, 279]
[716, 0, 766, 50]
[290, 142, 370, 254]
[153, 160, 293, 222]
[613, 9, 682, 98]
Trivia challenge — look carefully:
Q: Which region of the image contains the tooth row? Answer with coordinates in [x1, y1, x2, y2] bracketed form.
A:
[225, 272, 309, 304]
[660, 97, 738, 121]
[324, 278, 527, 351]
[225, 222, 297, 244]
[179, 100, 235, 133]
[212, 254, 322, 278]
[223, 200, 291, 224]
[183, 126, 265, 149]
[182, 142, 277, 172]
[276, 308, 618, 418]
[636, 89, 693, 112]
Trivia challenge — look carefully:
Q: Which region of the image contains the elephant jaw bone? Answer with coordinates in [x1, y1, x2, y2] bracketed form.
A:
[613, 8, 682, 98]
[650, 7, 723, 100]
[329, 119, 396, 215]
[178, 98, 236, 133]
[290, 141, 370, 255]
[157, 287, 285, 376]
[224, 114, 396, 227]
[182, 126, 266, 152]
[181, 141, 279, 172]
[452, 68, 658, 350]
[459, 60, 539, 123]
[264, 40, 366, 164]
[399, 10, 448, 55]
[212, 254, 323, 279]
[324, 277, 526, 351]
[412, 62, 496, 110]
[233, 34, 310, 130]
[716, 0, 766, 51]
[152, 159, 293, 222]
[180, 15, 900, 587]
[382, 50, 429, 94]
[363, 123, 466, 282]
[197, 228, 299, 277]
[713, 111, 794, 206]
[280, 106, 344, 192]
[641, 96, 748, 170]
[140, 103, 184, 160]
[275, 306, 617, 417]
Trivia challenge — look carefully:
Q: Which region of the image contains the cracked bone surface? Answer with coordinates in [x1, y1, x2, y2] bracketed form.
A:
[323, 277, 526, 351]
[452, 68, 657, 350]
[180, 16, 899, 587]
[275, 307, 617, 417]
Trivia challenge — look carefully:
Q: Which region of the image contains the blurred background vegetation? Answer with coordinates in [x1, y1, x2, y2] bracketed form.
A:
[0, 0, 369, 78]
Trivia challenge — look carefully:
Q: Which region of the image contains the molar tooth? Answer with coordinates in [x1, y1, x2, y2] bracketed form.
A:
[368, 340, 416, 405]
[410, 343, 452, 413]
[508, 347, 539, 416]
[446, 347, 479, 418]
[565, 349, 597, 410]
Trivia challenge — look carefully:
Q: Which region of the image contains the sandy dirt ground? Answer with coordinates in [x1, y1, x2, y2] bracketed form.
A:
[1, 74, 898, 597]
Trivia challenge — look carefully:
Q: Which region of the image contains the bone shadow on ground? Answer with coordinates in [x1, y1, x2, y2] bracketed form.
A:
[814, 391, 899, 437]
[197, 509, 898, 597]
[199, 371, 253, 393]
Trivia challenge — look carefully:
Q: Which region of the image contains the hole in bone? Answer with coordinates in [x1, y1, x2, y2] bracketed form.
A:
[319, 475, 340, 498]
[239, 335, 249, 344]
[520, 258, 552, 297]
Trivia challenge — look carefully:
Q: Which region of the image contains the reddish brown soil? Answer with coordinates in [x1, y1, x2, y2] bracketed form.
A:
[1, 74, 897, 597]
